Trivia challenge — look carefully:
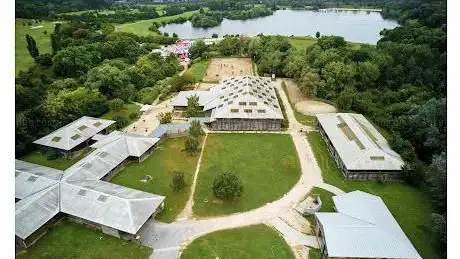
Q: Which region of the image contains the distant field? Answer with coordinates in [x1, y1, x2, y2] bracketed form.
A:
[15, 19, 56, 75]
[115, 10, 199, 36]
[286, 36, 361, 50]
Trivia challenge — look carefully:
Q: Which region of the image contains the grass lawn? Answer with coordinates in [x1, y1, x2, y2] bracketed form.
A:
[187, 60, 209, 82]
[281, 81, 317, 127]
[16, 219, 152, 259]
[20, 147, 91, 170]
[116, 10, 199, 36]
[15, 19, 57, 75]
[287, 36, 318, 50]
[100, 103, 141, 125]
[180, 224, 295, 259]
[307, 131, 441, 259]
[193, 133, 301, 217]
[110, 137, 203, 222]
[304, 187, 335, 232]
[308, 247, 322, 259]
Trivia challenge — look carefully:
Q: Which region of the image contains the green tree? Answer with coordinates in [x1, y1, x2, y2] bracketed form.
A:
[52, 44, 102, 77]
[184, 136, 200, 155]
[101, 24, 115, 35]
[427, 152, 447, 212]
[25, 34, 39, 60]
[85, 64, 135, 101]
[212, 173, 244, 201]
[185, 95, 200, 117]
[189, 120, 204, 137]
[322, 61, 356, 93]
[171, 171, 186, 192]
[315, 31, 321, 38]
[108, 98, 124, 112]
[189, 40, 208, 60]
[157, 112, 172, 124]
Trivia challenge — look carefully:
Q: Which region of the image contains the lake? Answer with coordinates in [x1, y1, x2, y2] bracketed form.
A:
[159, 9, 399, 44]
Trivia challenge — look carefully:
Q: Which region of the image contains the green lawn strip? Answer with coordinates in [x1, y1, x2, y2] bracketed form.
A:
[180, 224, 295, 259]
[304, 187, 335, 228]
[15, 19, 57, 75]
[116, 10, 199, 36]
[21, 147, 91, 170]
[307, 131, 441, 259]
[307, 247, 322, 259]
[280, 81, 316, 127]
[110, 137, 203, 223]
[16, 219, 152, 259]
[193, 133, 301, 217]
[188, 60, 209, 82]
[100, 103, 141, 124]
[287, 36, 318, 50]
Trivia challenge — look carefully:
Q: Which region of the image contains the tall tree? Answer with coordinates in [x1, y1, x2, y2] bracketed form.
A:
[185, 95, 200, 117]
[25, 34, 39, 60]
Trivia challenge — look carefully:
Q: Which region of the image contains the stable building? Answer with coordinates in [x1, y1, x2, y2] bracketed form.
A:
[316, 113, 404, 180]
[315, 191, 421, 259]
[172, 76, 283, 131]
[16, 130, 165, 249]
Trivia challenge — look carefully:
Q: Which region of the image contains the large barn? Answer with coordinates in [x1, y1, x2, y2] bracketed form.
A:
[172, 76, 283, 131]
[316, 113, 404, 180]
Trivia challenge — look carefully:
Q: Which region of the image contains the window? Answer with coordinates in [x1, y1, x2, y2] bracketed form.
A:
[78, 189, 87, 196]
[244, 109, 252, 113]
[271, 96, 275, 99]
[257, 109, 266, 113]
[228, 101, 233, 105]
[273, 105, 279, 108]
[93, 122, 102, 127]
[51, 136, 61, 142]
[27, 176, 38, 182]
[249, 92, 254, 95]
[238, 89, 243, 93]
[258, 95, 263, 99]
[218, 104, 223, 108]
[262, 93, 267, 96]
[78, 125, 88, 131]
[239, 102, 247, 106]
[220, 96, 224, 99]
[264, 101, 269, 105]
[98, 195, 108, 202]
[224, 98, 229, 102]
[71, 134, 81, 140]
[249, 102, 257, 106]
[229, 92, 234, 96]
[231, 109, 239, 113]
[233, 95, 238, 99]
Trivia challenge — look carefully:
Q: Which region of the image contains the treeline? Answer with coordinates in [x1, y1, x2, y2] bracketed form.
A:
[16, 0, 110, 18]
[16, 21, 193, 157]
[190, 5, 273, 28]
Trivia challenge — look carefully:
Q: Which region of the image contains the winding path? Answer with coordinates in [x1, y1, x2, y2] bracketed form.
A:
[140, 79, 344, 259]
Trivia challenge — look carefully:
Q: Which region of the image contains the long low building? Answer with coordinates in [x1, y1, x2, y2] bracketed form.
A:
[172, 76, 283, 131]
[316, 113, 404, 180]
[15, 130, 165, 248]
[315, 191, 421, 259]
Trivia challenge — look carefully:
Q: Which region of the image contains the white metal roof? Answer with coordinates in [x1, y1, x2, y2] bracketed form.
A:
[316, 113, 404, 171]
[33, 116, 115, 151]
[16, 132, 164, 239]
[315, 191, 421, 259]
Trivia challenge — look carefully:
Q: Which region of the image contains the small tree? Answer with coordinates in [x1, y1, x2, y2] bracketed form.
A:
[171, 171, 186, 191]
[163, 32, 169, 37]
[213, 173, 244, 201]
[182, 70, 195, 83]
[108, 98, 124, 111]
[158, 112, 172, 124]
[316, 31, 321, 38]
[25, 34, 39, 60]
[184, 136, 200, 155]
[189, 120, 204, 137]
[129, 112, 140, 120]
[172, 32, 178, 38]
[114, 116, 129, 129]
[212, 33, 218, 38]
[185, 95, 200, 118]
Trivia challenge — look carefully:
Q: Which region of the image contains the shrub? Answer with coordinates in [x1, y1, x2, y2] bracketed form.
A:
[275, 88, 289, 128]
[184, 136, 200, 155]
[189, 120, 204, 137]
[171, 171, 186, 192]
[129, 112, 139, 120]
[182, 70, 195, 83]
[114, 116, 129, 129]
[45, 149, 62, 160]
[212, 33, 218, 38]
[36, 53, 53, 67]
[377, 174, 387, 184]
[157, 112, 172, 124]
[213, 173, 244, 201]
[108, 98, 124, 112]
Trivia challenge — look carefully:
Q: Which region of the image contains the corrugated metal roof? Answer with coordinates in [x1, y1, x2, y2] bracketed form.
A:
[316, 113, 404, 171]
[33, 116, 115, 151]
[315, 191, 421, 259]
[15, 160, 63, 199]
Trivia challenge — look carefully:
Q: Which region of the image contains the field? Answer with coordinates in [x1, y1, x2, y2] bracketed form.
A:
[15, 19, 56, 75]
[115, 10, 199, 36]
[110, 137, 203, 222]
[187, 60, 209, 82]
[193, 133, 301, 217]
[16, 219, 152, 259]
[287, 36, 318, 50]
[180, 224, 295, 259]
[21, 148, 91, 170]
[100, 102, 141, 126]
[307, 131, 441, 259]
[202, 58, 253, 82]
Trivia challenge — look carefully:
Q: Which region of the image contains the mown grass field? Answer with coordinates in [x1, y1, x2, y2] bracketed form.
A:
[16, 219, 152, 259]
[110, 137, 203, 222]
[180, 224, 295, 259]
[15, 19, 56, 75]
[307, 131, 441, 259]
[193, 133, 301, 217]
[21, 148, 91, 170]
[187, 60, 209, 82]
[115, 10, 199, 36]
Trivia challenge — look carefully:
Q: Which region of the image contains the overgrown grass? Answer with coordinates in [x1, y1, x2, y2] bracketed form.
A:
[193, 134, 301, 217]
[15, 19, 56, 75]
[307, 131, 441, 259]
[180, 224, 295, 259]
[16, 219, 152, 259]
[116, 10, 199, 36]
[308, 247, 322, 259]
[110, 137, 203, 222]
[287, 36, 318, 50]
[275, 88, 289, 129]
[20, 147, 91, 170]
[187, 60, 209, 82]
[281, 81, 317, 127]
[100, 103, 141, 125]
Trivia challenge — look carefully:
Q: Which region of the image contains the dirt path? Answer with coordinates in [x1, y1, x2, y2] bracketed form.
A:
[283, 79, 336, 115]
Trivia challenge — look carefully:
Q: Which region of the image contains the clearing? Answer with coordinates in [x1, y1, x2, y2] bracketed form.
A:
[180, 224, 295, 259]
[110, 137, 203, 223]
[307, 131, 441, 259]
[16, 219, 152, 259]
[193, 133, 301, 217]
[100, 102, 141, 125]
[202, 57, 253, 82]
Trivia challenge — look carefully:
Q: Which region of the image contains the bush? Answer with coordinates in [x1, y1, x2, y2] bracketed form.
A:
[184, 136, 200, 155]
[129, 112, 139, 120]
[212, 173, 244, 201]
[212, 33, 218, 38]
[171, 171, 186, 192]
[377, 174, 387, 184]
[189, 120, 204, 137]
[45, 149, 62, 160]
[114, 115, 129, 129]
[36, 53, 53, 67]
[108, 98, 124, 112]
[157, 112, 172, 124]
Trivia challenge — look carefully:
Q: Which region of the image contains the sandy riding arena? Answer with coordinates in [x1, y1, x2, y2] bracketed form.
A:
[203, 58, 253, 82]
[283, 79, 336, 115]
